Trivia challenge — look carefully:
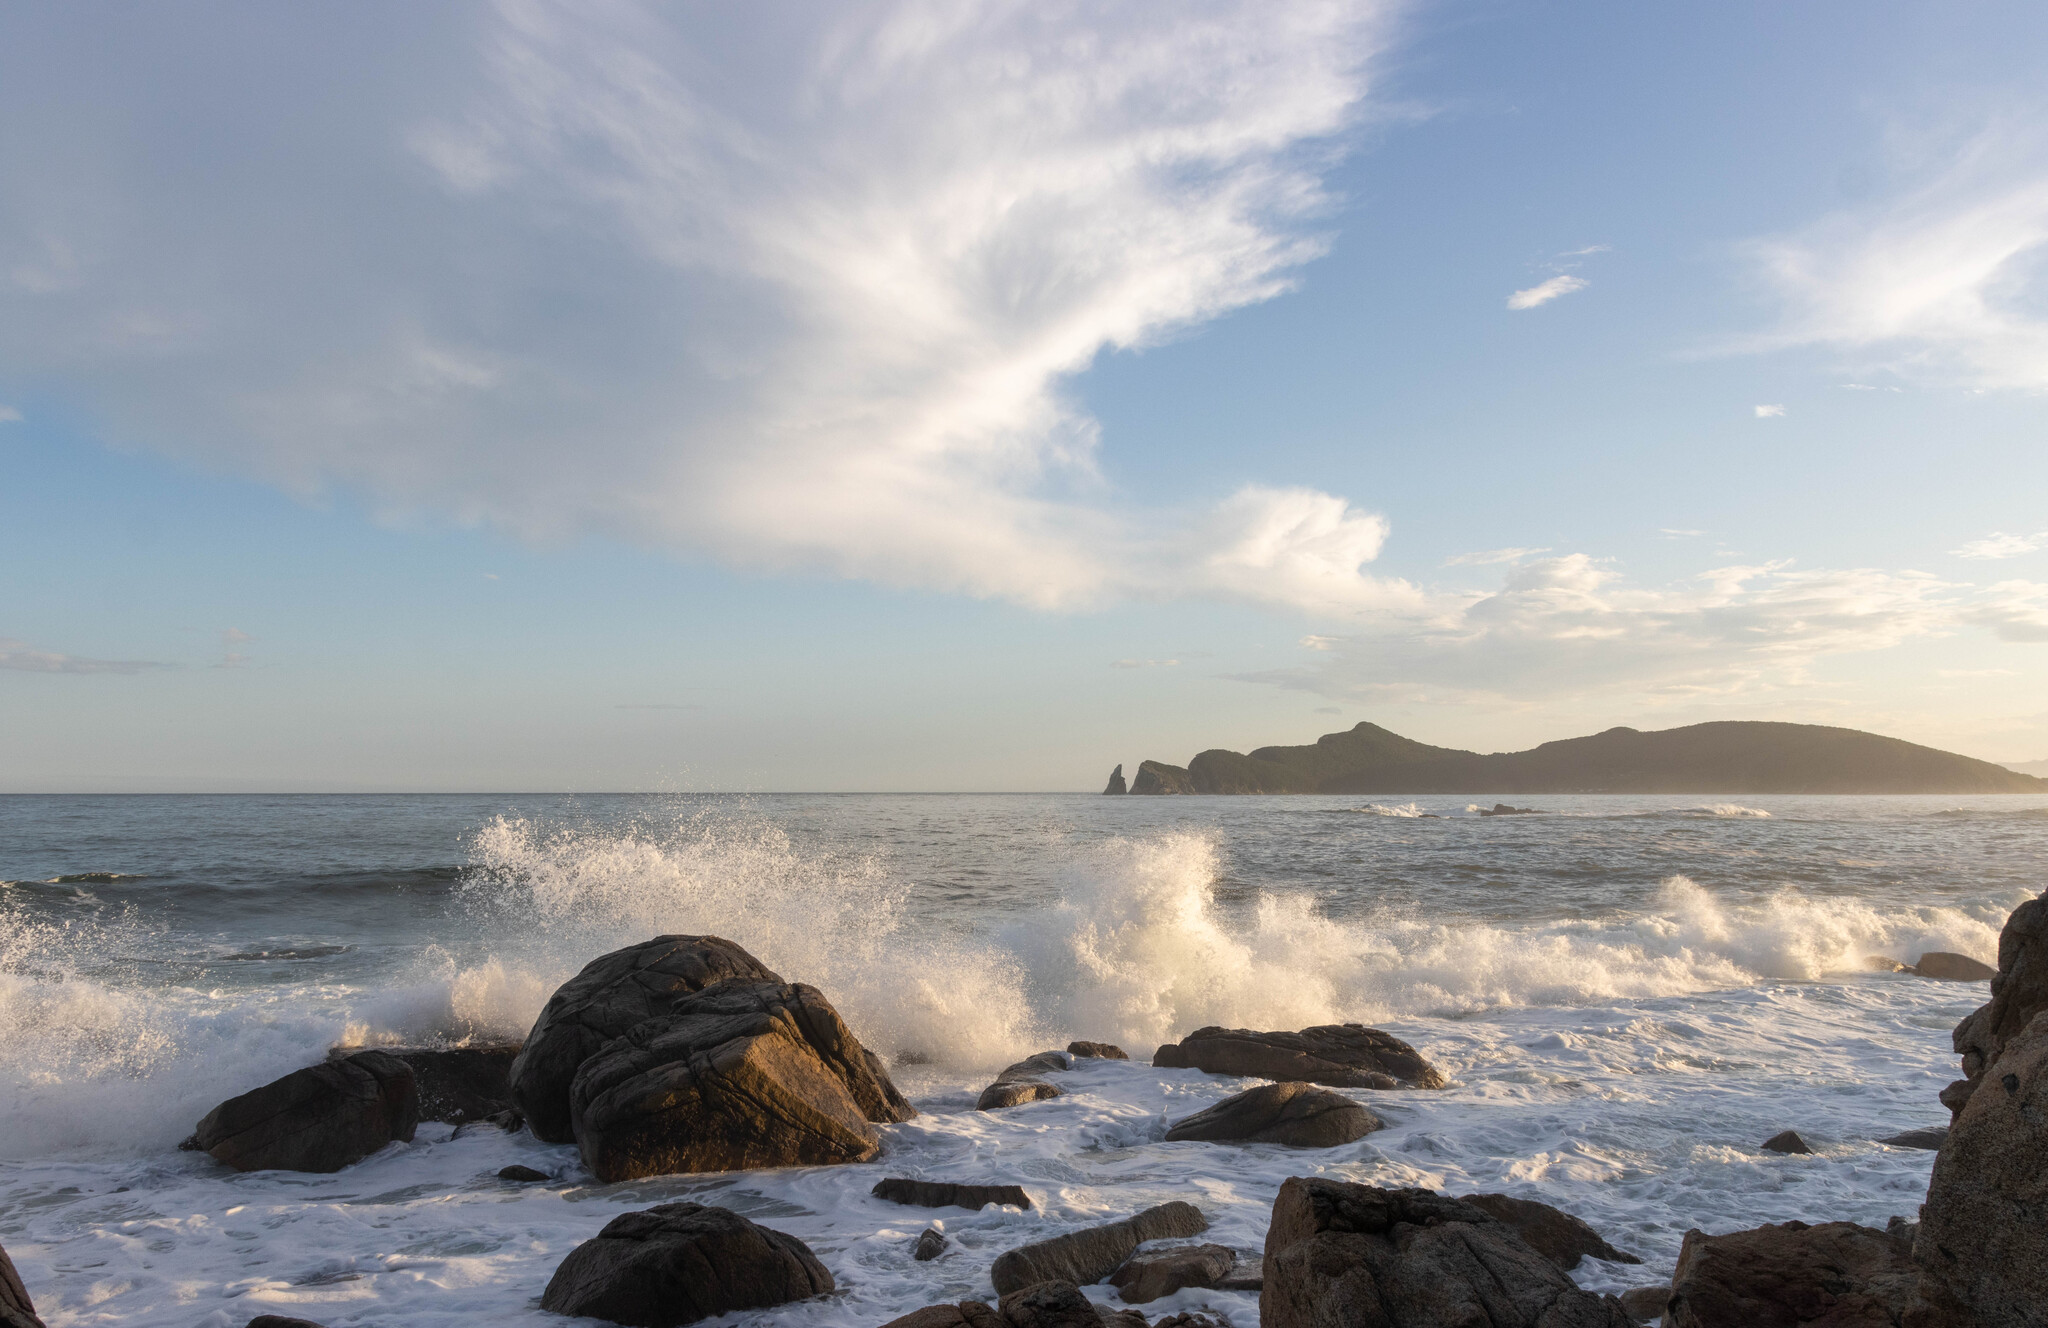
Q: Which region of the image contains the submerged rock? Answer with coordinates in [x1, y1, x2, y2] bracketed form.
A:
[1461, 1193, 1641, 1270]
[1162, 1081, 1382, 1147]
[567, 979, 913, 1181]
[245, 1319, 327, 1328]
[510, 935, 785, 1142]
[2, 1242, 47, 1328]
[1761, 1130, 1813, 1154]
[539, 1202, 833, 1327]
[990, 1201, 1209, 1295]
[1107, 1243, 1237, 1304]
[1878, 1126, 1946, 1151]
[498, 1164, 549, 1182]
[1943, 893, 2048, 1122]
[1261, 1180, 1629, 1328]
[915, 1228, 948, 1261]
[873, 1178, 1033, 1211]
[1665, 1220, 1915, 1328]
[1067, 1041, 1128, 1060]
[191, 1049, 418, 1173]
[1911, 952, 1996, 981]
[1152, 1024, 1445, 1089]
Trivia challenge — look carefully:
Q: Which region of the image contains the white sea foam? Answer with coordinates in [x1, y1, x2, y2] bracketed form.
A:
[1356, 802, 1427, 817]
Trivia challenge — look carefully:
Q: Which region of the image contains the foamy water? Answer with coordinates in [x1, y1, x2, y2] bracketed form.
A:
[2, 792, 2041, 1326]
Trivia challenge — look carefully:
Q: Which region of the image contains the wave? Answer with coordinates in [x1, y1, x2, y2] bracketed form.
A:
[1354, 802, 1434, 818]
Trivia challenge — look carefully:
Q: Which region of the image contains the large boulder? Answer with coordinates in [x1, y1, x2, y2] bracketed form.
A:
[190, 1050, 418, 1173]
[978, 1051, 1071, 1112]
[1068, 1041, 1128, 1060]
[990, 1202, 1209, 1295]
[999, 1281, 1110, 1328]
[1943, 893, 2048, 1121]
[1910, 953, 1996, 982]
[510, 935, 785, 1142]
[1261, 1178, 1630, 1328]
[1908, 1009, 2048, 1327]
[1461, 1194, 1639, 1270]
[880, 1304, 1006, 1328]
[1665, 1220, 1915, 1327]
[539, 1202, 832, 1327]
[1152, 1024, 1444, 1089]
[1108, 1243, 1237, 1303]
[1164, 1081, 1382, 1147]
[873, 1178, 1033, 1210]
[568, 979, 913, 1181]
[2, 1242, 46, 1328]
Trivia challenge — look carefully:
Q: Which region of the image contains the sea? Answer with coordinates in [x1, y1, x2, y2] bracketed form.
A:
[3, 791, 2045, 1327]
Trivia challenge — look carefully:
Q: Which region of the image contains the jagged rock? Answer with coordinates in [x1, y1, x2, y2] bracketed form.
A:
[1944, 894, 2048, 1122]
[510, 935, 786, 1142]
[1103, 766, 1128, 795]
[1068, 1041, 1128, 1060]
[1478, 803, 1542, 816]
[1150, 1316, 1223, 1328]
[539, 1202, 832, 1327]
[1761, 1130, 1813, 1155]
[1665, 1220, 1915, 1327]
[1152, 1024, 1445, 1089]
[191, 1049, 418, 1173]
[498, 1164, 549, 1181]
[1164, 1081, 1382, 1147]
[915, 1228, 948, 1261]
[990, 1202, 1209, 1295]
[1260, 1178, 1631, 1328]
[1462, 1193, 1641, 1270]
[1619, 1287, 1668, 1322]
[873, 1178, 1033, 1210]
[1910, 952, 1996, 981]
[1909, 1009, 2048, 1327]
[879, 1303, 1006, 1328]
[246, 1319, 327, 1328]
[2, 1242, 47, 1328]
[1108, 1243, 1237, 1303]
[1129, 761, 1194, 795]
[978, 1051, 1071, 1112]
[1878, 1127, 1946, 1151]
[567, 979, 912, 1181]
[375, 1044, 522, 1122]
[998, 1281, 1108, 1328]
[1218, 1255, 1263, 1291]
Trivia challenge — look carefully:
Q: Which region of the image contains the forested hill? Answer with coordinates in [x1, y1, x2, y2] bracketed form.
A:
[1120, 720, 2048, 794]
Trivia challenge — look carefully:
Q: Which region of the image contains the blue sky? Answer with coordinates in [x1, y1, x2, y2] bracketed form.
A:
[4, 0, 2047, 791]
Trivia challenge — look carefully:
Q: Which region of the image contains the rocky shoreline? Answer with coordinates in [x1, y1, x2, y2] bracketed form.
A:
[5, 897, 2042, 1328]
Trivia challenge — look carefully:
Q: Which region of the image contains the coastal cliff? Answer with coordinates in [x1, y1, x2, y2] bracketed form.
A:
[1119, 720, 2048, 795]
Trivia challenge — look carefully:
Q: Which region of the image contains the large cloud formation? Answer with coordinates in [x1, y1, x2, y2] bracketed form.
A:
[0, 0, 1405, 612]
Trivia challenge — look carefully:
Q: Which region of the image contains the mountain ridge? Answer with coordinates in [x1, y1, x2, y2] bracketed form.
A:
[1120, 720, 2048, 795]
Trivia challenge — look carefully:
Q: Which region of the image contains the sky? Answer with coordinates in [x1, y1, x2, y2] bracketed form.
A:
[3, 0, 2047, 792]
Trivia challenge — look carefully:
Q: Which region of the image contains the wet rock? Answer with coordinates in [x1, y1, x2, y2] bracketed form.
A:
[1909, 1009, 2048, 1327]
[978, 1051, 1072, 1112]
[539, 1201, 833, 1327]
[1866, 955, 1911, 973]
[1151, 1024, 1445, 1089]
[1943, 893, 2048, 1123]
[991, 1202, 1210, 1295]
[1068, 1041, 1128, 1060]
[498, 1164, 549, 1182]
[1462, 1193, 1641, 1270]
[1761, 1130, 1813, 1154]
[1217, 1255, 1263, 1291]
[1665, 1220, 1915, 1328]
[2, 1241, 47, 1328]
[879, 1303, 1006, 1328]
[451, 1105, 525, 1139]
[1149, 1315, 1223, 1328]
[1478, 803, 1543, 816]
[997, 1281, 1106, 1328]
[1878, 1127, 1946, 1151]
[1261, 1178, 1630, 1328]
[1103, 765, 1128, 795]
[245, 1319, 327, 1328]
[191, 1049, 418, 1173]
[1910, 952, 1996, 981]
[1619, 1287, 1668, 1322]
[1164, 1081, 1381, 1147]
[375, 1044, 522, 1122]
[567, 979, 912, 1181]
[1107, 1243, 1237, 1303]
[915, 1228, 948, 1261]
[509, 935, 786, 1142]
[873, 1178, 1033, 1211]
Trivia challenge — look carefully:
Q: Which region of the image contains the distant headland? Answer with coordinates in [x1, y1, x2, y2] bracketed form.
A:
[1108, 720, 2048, 795]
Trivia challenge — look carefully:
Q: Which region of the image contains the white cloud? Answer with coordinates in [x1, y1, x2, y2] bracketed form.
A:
[0, 0, 1402, 614]
[1962, 580, 2048, 642]
[0, 405, 20, 422]
[1444, 546, 1549, 566]
[1954, 531, 2046, 559]
[1739, 118, 2048, 388]
[0, 638, 171, 675]
[1506, 274, 1587, 310]
[1660, 528, 1705, 538]
[1110, 658, 1179, 669]
[1754, 403, 1785, 418]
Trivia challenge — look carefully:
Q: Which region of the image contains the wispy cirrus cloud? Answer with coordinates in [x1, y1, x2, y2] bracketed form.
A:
[1954, 531, 2047, 559]
[1444, 546, 1549, 566]
[0, 638, 172, 675]
[1506, 274, 1587, 310]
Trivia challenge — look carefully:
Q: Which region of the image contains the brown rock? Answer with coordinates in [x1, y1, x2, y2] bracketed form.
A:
[567, 979, 909, 1181]
[539, 1202, 832, 1327]
[1619, 1286, 1669, 1322]
[245, 1319, 327, 1328]
[1762, 1130, 1813, 1154]
[498, 1164, 549, 1182]
[878, 1304, 1006, 1328]
[990, 1202, 1209, 1295]
[1149, 1316, 1223, 1328]
[1163, 1081, 1382, 1147]
[915, 1228, 948, 1261]
[1151, 1024, 1445, 1089]
[191, 1049, 418, 1173]
[509, 935, 786, 1142]
[375, 1044, 522, 1123]
[998, 1281, 1106, 1328]
[1909, 952, 1996, 982]
[1665, 1220, 1915, 1327]
[1068, 1041, 1129, 1060]
[1946, 893, 2048, 1122]
[1876, 1128, 1945, 1151]
[1462, 1193, 1641, 1270]
[873, 1178, 1033, 1211]
[978, 1051, 1072, 1112]
[1260, 1178, 1630, 1328]
[1908, 1009, 2048, 1327]
[2, 1242, 47, 1328]
[1107, 1243, 1237, 1303]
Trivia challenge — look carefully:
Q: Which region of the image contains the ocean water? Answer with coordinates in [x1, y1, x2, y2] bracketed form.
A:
[3, 791, 2044, 1327]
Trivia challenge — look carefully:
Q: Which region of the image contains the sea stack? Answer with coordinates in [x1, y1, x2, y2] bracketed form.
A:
[1103, 764, 1127, 794]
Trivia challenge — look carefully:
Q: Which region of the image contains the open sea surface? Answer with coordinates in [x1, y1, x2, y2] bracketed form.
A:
[4, 791, 2046, 1326]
